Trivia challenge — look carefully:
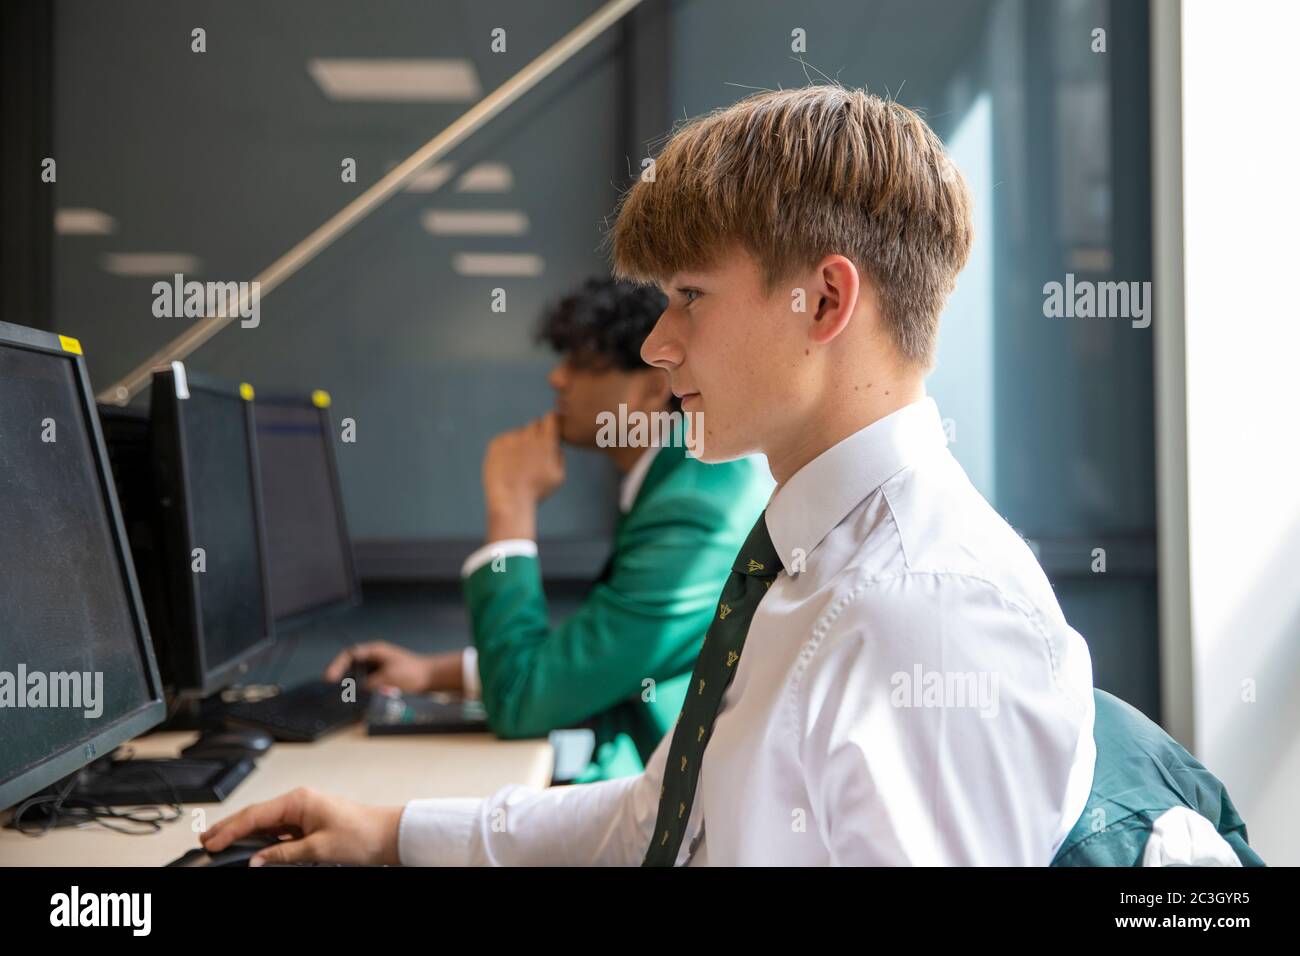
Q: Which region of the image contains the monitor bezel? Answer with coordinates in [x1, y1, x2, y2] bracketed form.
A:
[150, 365, 276, 697]
[253, 391, 361, 628]
[0, 321, 166, 811]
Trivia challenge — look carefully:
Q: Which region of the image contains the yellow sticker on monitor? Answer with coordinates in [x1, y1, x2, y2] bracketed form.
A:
[311, 389, 331, 408]
[58, 335, 83, 355]
[239, 383, 255, 401]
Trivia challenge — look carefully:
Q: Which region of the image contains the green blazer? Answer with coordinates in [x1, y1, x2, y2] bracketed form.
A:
[1052, 689, 1264, 866]
[463, 447, 772, 782]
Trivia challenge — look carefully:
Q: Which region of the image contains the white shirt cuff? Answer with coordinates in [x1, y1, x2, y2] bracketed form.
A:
[399, 797, 484, 866]
[461, 647, 481, 701]
[460, 539, 538, 578]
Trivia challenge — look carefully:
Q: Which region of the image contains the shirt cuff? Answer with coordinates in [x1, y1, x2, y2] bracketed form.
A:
[461, 647, 481, 701]
[399, 797, 485, 866]
[460, 539, 538, 578]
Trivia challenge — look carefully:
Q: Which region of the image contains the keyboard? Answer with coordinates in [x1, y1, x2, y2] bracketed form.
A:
[222, 680, 371, 742]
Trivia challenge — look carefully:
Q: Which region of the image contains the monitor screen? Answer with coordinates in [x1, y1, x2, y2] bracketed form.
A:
[0, 337, 159, 803]
[254, 401, 355, 620]
[177, 386, 269, 677]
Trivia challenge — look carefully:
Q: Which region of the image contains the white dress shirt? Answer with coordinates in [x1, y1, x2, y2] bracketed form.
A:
[456, 446, 663, 699]
[401, 397, 1095, 865]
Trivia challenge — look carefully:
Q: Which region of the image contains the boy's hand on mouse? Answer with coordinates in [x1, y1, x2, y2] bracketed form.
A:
[201, 788, 404, 867]
[323, 641, 437, 693]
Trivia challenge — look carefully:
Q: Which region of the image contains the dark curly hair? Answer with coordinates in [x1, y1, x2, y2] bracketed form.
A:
[536, 278, 676, 410]
[535, 277, 667, 369]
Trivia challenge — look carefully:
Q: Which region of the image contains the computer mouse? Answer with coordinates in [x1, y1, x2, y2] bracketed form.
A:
[181, 728, 275, 761]
[166, 835, 280, 868]
[165, 835, 350, 868]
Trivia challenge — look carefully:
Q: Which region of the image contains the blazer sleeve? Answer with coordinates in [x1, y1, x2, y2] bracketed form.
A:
[462, 489, 734, 739]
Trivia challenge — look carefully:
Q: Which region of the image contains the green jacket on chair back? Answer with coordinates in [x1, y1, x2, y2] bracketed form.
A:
[463, 444, 772, 782]
[1051, 689, 1264, 866]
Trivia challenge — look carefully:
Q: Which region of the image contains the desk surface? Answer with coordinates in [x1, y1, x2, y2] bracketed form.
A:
[0, 725, 553, 866]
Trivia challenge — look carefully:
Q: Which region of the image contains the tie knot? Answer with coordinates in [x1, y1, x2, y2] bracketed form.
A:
[732, 511, 782, 577]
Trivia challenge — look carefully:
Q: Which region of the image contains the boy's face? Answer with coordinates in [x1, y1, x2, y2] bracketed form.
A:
[642, 245, 818, 464]
[547, 354, 669, 449]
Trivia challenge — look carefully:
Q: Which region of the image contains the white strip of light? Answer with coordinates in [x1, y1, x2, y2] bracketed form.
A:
[456, 162, 513, 192]
[452, 253, 544, 277]
[56, 208, 117, 235]
[308, 58, 481, 102]
[102, 253, 201, 277]
[406, 163, 456, 192]
[422, 210, 529, 236]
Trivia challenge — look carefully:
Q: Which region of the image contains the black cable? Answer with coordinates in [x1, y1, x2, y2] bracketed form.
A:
[10, 749, 183, 836]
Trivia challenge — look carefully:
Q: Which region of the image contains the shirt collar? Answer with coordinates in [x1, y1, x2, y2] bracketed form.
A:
[619, 445, 662, 513]
[765, 397, 948, 570]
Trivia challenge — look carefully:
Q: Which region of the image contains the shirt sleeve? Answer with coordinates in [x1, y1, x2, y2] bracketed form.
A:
[461, 539, 538, 578]
[398, 718, 672, 866]
[461, 647, 480, 701]
[794, 572, 1093, 865]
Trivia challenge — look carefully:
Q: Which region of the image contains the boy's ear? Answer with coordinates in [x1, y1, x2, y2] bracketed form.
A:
[808, 255, 861, 346]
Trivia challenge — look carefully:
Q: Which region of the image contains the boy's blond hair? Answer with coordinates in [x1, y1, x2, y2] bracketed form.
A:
[611, 86, 973, 369]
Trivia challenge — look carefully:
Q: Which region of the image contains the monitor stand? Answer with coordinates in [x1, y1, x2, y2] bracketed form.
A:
[3, 755, 255, 830]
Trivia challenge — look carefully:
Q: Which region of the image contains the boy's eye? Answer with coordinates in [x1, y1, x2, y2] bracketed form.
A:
[680, 288, 701, 305]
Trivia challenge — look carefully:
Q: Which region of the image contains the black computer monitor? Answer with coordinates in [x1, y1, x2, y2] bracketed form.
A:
[0, 321, 166, 810]
[98, 404, 169, 639]
[253, 390, 359, 623]
[148, 363, 274, 697]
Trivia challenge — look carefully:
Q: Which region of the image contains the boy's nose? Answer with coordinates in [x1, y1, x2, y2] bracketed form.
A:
[641, 312, 681, 370]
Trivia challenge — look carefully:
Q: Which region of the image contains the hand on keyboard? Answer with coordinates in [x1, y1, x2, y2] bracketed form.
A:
[323, 640, 439, 693]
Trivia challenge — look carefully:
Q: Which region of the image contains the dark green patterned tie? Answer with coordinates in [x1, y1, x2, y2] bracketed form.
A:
[642, 511, 782, 866]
